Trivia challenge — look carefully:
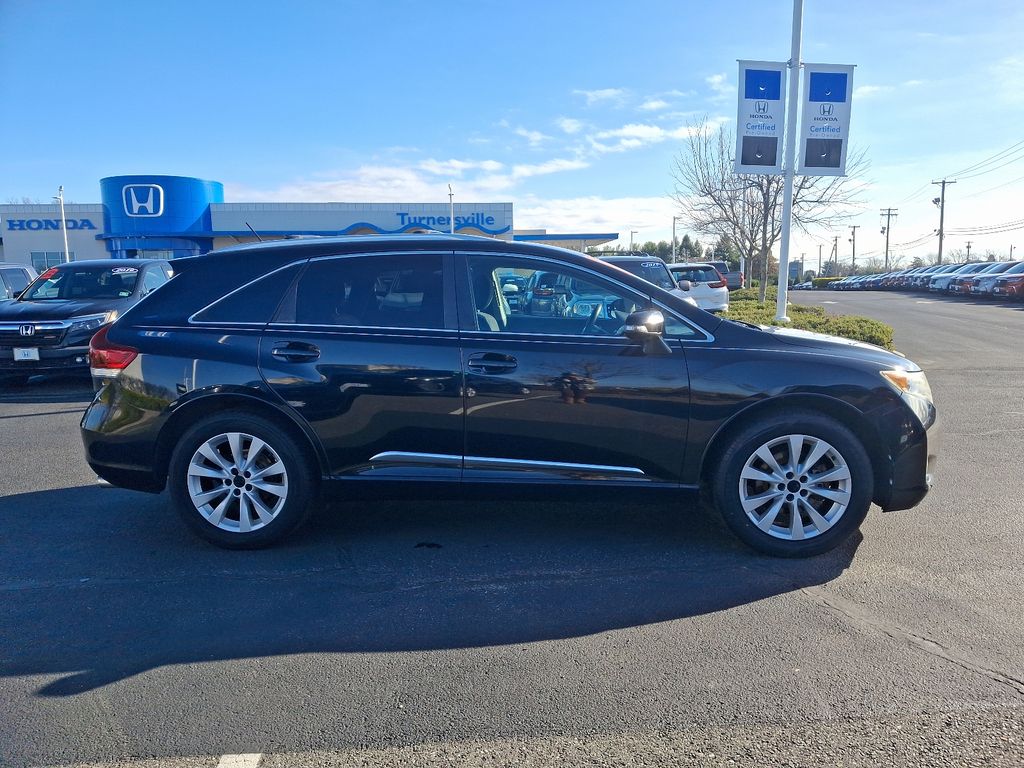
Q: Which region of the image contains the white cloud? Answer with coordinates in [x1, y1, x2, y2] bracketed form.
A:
[515, 194, 676, 244]
[418, 158, 504, 176]
[515, 127, 551, 146]
[853, 84, 894, 99]
[639, 99, 669, 111]
[902, 79, 925, 87]
[705, 73, 735, 100]
[588, 119, 725, 153]
[511, 158, 589, 179]
[993, 56, 1024, 103]
[573, 88, 627, 106]
[227, 155, 590, 205]
[556, 117, 583, 134]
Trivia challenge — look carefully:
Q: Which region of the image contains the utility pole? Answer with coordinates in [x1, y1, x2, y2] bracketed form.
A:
[831, 235, 839, 275]
[629, 230, 638, 251]
[965, 241, 973, 259]
[880, 207, 898, 271]
[671, 217, 678, 262]
[849, 225, 860, 273]
[818, 243, 823, 276]
[932, 179, 956, 264]
[1011, 244, 1015, 260]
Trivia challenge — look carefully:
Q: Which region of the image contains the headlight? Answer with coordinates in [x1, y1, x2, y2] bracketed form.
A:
[881, 369, 935, 428]
[68, 311, 117, 334]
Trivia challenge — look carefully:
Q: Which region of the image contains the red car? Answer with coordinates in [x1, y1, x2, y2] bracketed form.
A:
[991, 262, 1024, 299]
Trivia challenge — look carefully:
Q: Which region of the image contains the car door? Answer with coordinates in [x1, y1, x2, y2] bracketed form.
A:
[258, 251, 464, 479]
[456, 252, 695, 484]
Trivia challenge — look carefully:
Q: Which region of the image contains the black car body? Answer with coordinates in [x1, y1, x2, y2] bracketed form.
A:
[81, 236, 937, 557]
[0, 259, 171, 383]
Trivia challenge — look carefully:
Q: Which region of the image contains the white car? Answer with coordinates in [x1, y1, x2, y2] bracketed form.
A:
[669, 263, 730, 312]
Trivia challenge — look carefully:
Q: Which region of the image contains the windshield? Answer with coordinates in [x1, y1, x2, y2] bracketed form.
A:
[21, 265, 140, 301]
[608, 260, 676, 291]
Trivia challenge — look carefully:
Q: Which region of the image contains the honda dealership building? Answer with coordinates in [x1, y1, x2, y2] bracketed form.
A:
[0, 175, 616, 271]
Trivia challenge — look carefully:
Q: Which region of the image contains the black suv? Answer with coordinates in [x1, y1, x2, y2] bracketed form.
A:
[0, 259, 171, 385]
[81, 235, 937, 556]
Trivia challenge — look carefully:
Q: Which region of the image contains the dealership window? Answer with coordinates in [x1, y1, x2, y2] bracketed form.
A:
[30, 251, 75, 271]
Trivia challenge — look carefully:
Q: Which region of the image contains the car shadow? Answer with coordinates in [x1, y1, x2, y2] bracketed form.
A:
[0, 375, 94, 404]
[0, 485, 859, 697]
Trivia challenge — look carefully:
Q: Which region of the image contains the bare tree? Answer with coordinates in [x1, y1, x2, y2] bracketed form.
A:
[671, 118, 869, 301]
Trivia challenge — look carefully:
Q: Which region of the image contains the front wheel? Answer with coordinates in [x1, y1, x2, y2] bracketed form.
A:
[712, 412, 873, 557]
[168, 412, 318, 549]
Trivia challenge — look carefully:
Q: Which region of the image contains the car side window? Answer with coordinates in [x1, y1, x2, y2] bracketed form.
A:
[193, 262, 305, 324]
[286, 254, 445, 329]
[2, 268, 31, 295]
[467, 256, 649, 337]
[142, 269, 167, 294]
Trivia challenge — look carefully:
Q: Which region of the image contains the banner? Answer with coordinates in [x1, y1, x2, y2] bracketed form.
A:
[798, 63, 855, 176]
[734, 61, 787, 175]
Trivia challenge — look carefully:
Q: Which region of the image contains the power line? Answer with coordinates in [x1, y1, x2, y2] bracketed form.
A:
[960, 173, 1024, 200]
[945, 139, 1024, 179]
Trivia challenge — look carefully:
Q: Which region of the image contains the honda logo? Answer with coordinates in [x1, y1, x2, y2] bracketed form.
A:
[819, 103, 835, 117]
[19, 324, 34, 337]
[755, 100, 769, 114]
[122, 184, 165, 217]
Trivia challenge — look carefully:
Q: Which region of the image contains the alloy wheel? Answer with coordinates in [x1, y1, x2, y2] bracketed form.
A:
[737, 434, 852, 541]
[186, 432, 289, 533]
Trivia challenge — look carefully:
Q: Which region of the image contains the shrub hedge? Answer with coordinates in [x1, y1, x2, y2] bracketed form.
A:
[721, 293, 895, 350]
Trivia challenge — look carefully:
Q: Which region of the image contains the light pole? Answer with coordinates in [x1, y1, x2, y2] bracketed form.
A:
[447, 184, 455, 234]
[671, 217, 678, 262]
[629, 230, 638, 251]
[53, 185, 71, 263]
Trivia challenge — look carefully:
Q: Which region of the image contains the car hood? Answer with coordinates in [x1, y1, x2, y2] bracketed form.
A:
[762, 326, 918, 370]
[0, 298, 132, 321]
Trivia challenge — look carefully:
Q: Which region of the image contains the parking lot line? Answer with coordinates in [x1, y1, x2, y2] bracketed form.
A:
[216, 755, 262, 768]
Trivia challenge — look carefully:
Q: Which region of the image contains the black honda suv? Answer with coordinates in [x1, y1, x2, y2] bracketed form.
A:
[0, 258, 171, 385]
[81, 235, 937, 557]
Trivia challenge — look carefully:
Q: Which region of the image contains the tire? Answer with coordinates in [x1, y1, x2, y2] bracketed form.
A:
[168, 411, 318, 549]
[711, 411, 873, 558]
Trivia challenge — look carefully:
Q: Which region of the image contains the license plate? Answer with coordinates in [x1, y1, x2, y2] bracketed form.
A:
[994, 288, 1004, 293]
[13, 347, 39, 361]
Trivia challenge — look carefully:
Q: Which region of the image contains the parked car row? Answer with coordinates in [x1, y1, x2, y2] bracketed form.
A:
[828, 261, 1024, 299]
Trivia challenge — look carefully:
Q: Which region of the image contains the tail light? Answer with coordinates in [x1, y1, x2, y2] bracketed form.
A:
[709, 269, 726, 289]
[89, 325, 138, 379]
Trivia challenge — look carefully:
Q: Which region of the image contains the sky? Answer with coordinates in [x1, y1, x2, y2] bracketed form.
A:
[1, 0, 1023, 269]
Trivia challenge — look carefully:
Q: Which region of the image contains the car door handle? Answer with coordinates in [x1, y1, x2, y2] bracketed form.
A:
[466, 352, 518, 374]
[270, 341, 321, 362]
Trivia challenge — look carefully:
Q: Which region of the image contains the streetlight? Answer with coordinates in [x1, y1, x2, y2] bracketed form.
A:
[447, 184, 455, 234]
[52, 185, 71, 263]
[629, 230, 638, 251]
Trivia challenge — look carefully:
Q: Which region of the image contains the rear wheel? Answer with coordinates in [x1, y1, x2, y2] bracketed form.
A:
[168, 412, 317, 549]
[712, 411, 873, 557]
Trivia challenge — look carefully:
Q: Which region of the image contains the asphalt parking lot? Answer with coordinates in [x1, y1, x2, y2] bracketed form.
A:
[1, 292, 1022, 767]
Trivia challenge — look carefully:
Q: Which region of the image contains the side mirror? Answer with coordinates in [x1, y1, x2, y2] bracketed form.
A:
[676, 279, 692, 291]
[622, 309, 671, 356]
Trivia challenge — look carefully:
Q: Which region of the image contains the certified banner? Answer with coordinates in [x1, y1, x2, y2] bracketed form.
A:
[798, 63, 855, 176]
[734, 60, 787, 175]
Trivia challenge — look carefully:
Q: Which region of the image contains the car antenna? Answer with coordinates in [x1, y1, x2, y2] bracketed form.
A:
[245, 222, 264, 242]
